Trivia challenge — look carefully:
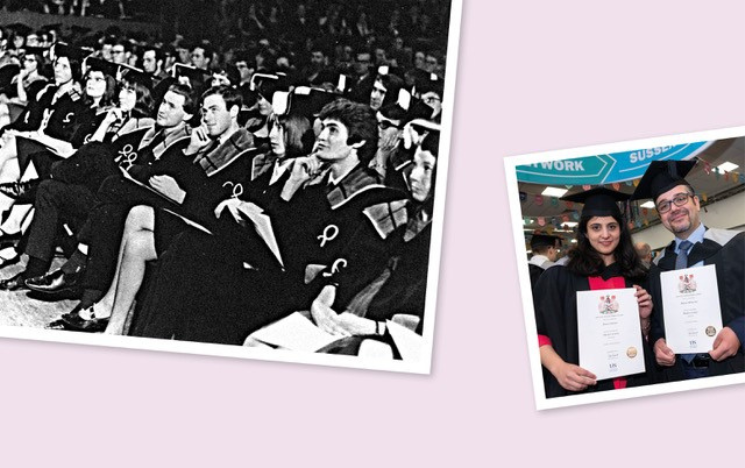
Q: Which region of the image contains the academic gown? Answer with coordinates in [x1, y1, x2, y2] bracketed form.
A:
[534, 263, 655, 398]
[318, 202, 433, 357]
[131, 164, 405, 345]
[648, 228, 745, 380]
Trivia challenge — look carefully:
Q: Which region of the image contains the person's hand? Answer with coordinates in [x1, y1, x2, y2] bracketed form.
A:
[214, 198, 243, 221]
[310, 285, 350, 336]
[709, 327, 741, 361]
[281, 154, 324, 201]
[149, 175, 185, 203]
[402, 122, 422, 149]
[103, 107, 124, 125]
[653, 338, 676, 366]
[214, 198, 262, 222]
[184, 124, 212, 155]
[551, 361, 597, 392]
[634, 285, 653, 319]
[337, 312, 376, 336]
[289, 154, 323, 182]
[177, 75, 192, 88]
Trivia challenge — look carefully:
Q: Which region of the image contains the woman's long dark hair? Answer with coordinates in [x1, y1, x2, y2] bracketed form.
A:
[567, 213, 647, 280]
[119, 75, 154, 119]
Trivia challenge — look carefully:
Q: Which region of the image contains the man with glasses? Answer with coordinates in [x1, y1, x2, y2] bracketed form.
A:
[110, 40, 130, 65]
[632, 160, 744, 380]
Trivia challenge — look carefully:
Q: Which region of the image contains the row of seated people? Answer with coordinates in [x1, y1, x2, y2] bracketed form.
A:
[0, 43, 442, 358]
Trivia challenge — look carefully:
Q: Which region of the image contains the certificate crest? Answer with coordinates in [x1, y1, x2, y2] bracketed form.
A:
[678, 273, 697, 293]
[598, 295, 619, 314]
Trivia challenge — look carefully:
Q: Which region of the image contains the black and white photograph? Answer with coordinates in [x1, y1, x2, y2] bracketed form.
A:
[0, 0, 462, 374]
[505, 127, 745, 409]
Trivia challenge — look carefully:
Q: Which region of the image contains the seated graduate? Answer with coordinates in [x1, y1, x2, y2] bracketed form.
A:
[534, 188, 655, 398]
[369, 102, 408, 180]
[0, 69, 154, 288]
[128, 98, 406, 345]
[262, 130, 441, 356]
[25, 83, 194, 303]
[56, 84, 257, 333]
[0, 61, 121, 259]
[0, 47, 50, 128]
[0, 43, 90, 186]
[1, 65, 151, 201]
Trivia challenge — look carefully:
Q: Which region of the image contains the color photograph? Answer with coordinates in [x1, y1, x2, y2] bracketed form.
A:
[505, 127, 745, 410]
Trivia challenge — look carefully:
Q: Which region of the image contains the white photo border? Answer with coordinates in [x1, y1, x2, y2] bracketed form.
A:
[503, 125, 745, 410]
[0, 0, 465, 376]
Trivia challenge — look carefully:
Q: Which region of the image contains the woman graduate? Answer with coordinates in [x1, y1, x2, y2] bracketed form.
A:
[534, 187, 655, 398]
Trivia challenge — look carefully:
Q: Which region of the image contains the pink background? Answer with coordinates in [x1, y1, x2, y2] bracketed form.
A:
[2, 1, 744, 465]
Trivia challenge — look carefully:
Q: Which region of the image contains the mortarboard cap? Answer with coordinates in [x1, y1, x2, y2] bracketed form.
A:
[415, 72, 444, 97]
[53, 42, 92, 62]
[6, 23, 32, 38]
[119, 65, 153, 90]
[530, 234, 562, 250]
[84, 56, 120, 79]
[287, 86, 339, 118]
[250, 72, 290, 100]
[630, 160, 697, 201]
[173, 63, 211, 88]
[561, 187, 630, 218]
[23, 46, 50, 57]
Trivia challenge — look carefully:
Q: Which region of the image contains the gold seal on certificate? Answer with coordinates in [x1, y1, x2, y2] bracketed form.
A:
[661, 264, 723, 353]
[576, 288, 646, 381]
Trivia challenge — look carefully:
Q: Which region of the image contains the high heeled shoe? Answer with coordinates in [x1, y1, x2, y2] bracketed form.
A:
[58, 304, 110, 332]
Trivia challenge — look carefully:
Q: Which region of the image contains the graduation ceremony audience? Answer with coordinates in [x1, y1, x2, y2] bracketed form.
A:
[0, 0, 451, 360]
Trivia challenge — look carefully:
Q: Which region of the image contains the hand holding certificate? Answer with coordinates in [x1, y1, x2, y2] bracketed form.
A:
[660, 264, 723, 354]
[577, 288, 646, 381]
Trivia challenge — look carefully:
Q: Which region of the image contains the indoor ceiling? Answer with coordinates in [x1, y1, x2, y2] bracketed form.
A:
[516, 136, 744, 247]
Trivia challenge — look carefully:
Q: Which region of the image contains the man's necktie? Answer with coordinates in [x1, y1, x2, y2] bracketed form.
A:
[675, 240, 692, 270]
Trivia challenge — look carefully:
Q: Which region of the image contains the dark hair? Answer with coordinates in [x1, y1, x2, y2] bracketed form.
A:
[533, 244, 554, 255]
[55, 55, 83, 83]
[379, 103, 409, 123]
[318, 98, 378, 164]
[192, 43, 214, 65]
[567, 214, 647, 280]
[375, 73, 405, 108]
[212, 64, 240, 88]
[166, 83, 197, 116]
[409, 131, 440, 206]
[420, 130, 440, 157]
[142, 46, 164, 62]
[279, 114, 314, 158]
[201, 85, 243, 114]
[83, 69, 116, 107]
[23, 51, 47, 75]
[119, 75, 154, 118]
[113, 38, 130, 52]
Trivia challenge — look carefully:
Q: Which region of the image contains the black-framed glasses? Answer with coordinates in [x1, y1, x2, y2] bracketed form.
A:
[656, 192, 693, 214]
[378, 119, 400, 130]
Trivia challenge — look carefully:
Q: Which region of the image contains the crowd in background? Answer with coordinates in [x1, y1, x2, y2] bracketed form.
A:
[0, 0, 453, 358]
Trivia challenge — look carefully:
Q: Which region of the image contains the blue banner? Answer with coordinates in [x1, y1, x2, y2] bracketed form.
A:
[516, 141, 711, 185]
